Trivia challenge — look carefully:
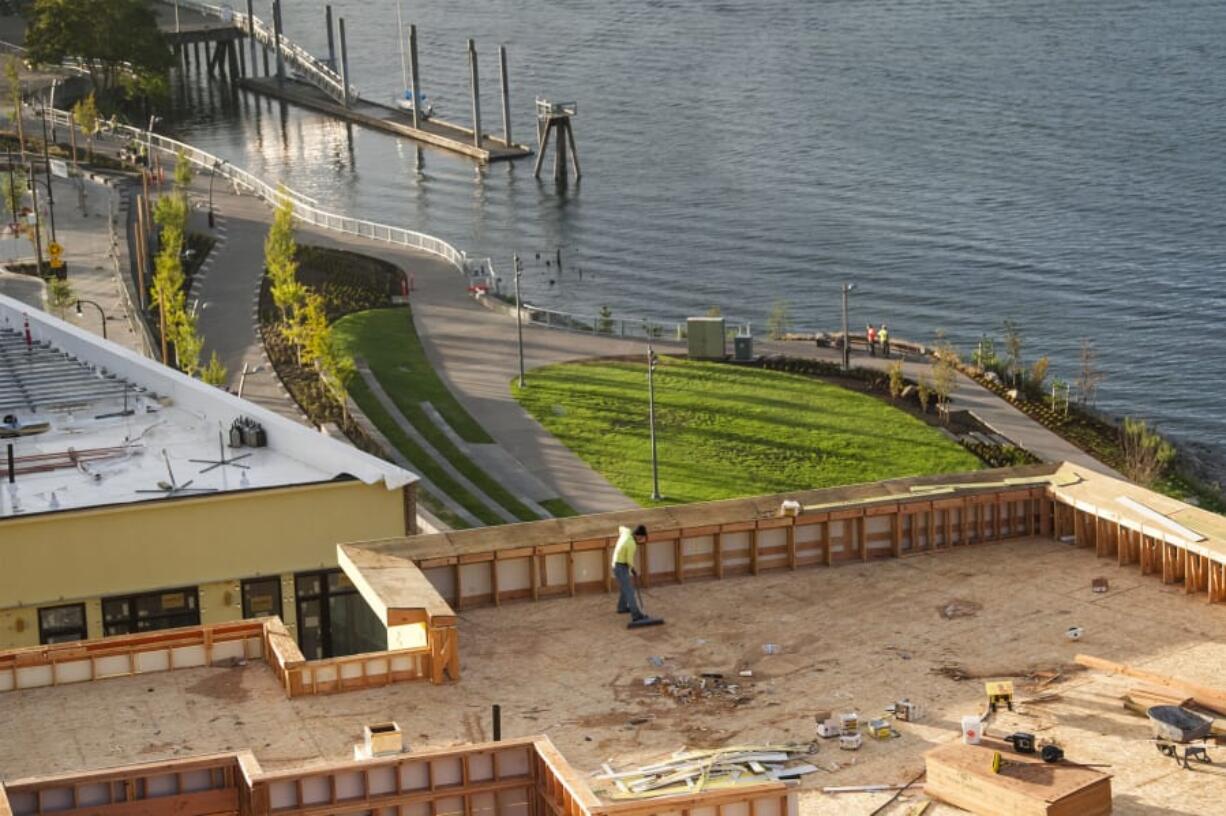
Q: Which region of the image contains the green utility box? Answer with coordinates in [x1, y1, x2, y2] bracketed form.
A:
[687, 317, 726, 360]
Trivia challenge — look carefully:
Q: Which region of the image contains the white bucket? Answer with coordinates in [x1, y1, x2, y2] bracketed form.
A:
[961, 715, 982, 745]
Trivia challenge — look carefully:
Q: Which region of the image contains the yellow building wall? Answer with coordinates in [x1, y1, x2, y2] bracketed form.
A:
[0, 480, 407, 614]
[0, 607, 38, 648]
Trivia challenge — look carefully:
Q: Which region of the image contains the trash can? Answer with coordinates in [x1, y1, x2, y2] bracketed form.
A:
[734, 334, 753, 362]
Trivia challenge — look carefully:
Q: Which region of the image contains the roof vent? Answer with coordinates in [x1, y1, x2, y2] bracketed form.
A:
[357, 722, 404, 759]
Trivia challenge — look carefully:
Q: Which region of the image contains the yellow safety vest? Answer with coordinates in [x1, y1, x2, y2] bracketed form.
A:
[612, 526, 637, 567]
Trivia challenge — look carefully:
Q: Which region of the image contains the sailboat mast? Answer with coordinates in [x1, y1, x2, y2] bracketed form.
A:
[396, 1, 409, 92]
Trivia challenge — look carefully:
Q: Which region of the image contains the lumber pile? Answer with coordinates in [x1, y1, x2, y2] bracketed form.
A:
[595, 744, 818, 798]
[925, 737, 1111, 816]
[1075, 654, 1226, 716]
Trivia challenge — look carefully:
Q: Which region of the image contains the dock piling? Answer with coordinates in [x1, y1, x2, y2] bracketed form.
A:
[325, 6, 337, 72]
[247, 0, 257, 71]
[467, 39, 482, 150]
[338, 18, 351, 107]
[498, 45, 512, 146]
[272, 0, 285, 80]
[408, 25, 421, 130]
[533, 99, 580, 180]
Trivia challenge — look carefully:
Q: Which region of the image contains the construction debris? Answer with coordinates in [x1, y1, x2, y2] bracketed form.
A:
[594, 744, 818, 798]
[822, 783, 910, 794]
[641, 671, 752, 707]
[1077, 653, 1226, 716]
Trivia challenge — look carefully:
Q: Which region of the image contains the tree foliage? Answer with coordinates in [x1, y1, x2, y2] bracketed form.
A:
[931, 340, 958, 418]
[1120, 417, 1175, 487]
[265, 196, 302, 324]
[1002, 319, 1023, 386]
[766, 299, 791, 340]
[4, 56, 24, 160]
[72, 91, 99, 160]
[1, 170, 27, 223]
[48, 276, 73, 316]
[173, 147, 193, 191]
[888, 359, 905, 400]
[25, 0, 172, 96]
[201, 351, 228, 387]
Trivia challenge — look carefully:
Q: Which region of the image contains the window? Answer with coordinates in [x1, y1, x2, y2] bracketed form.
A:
[295, 569, 384, 659]
[241, 577, 283, 620]
[102, 587, 200, 636]
[38, 603, 87, 644]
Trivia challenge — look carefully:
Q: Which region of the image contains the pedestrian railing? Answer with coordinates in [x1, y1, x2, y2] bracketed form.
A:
[167, 0, 357, 104]
[43, 106, 480, 276]
[519, 303, 683, 341]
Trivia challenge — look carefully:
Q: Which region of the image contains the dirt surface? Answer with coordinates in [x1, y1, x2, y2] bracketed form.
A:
[3, 538, 1225, 814]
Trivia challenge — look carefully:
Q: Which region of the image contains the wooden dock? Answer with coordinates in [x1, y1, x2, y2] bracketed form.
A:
[238, 77, 533, 163]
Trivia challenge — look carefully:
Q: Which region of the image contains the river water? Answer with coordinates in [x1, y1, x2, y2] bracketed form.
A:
[167, 0, 1226, 460]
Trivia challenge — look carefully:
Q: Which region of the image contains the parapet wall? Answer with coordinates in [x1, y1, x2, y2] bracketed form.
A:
[0, 737, 789, 816]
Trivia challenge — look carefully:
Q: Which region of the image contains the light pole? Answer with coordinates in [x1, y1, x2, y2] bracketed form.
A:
[37, 104, 56, 243]
[841, 282, 855, 372]
[208, 159, 225, 228]
[26, 159, 43, 277]
[513, 254, 525, 388]
[75, 299, 107, 339]
[647, 342, 661, 501]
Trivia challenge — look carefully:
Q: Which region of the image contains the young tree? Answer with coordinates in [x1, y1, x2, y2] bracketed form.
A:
[150, 235, 185, 363]
[48, 277, 73, 317]
[916, 376, 932, 414]
[1, 170, 27, 224]
[1029, 355, 1050, 397]
[888, 359, 905, 400]
[72, 92, 99, 161]
[972, 334, 998, 373]
[173, 147, 193, 192]
[4, 56, 24, 161]
[1002, 319, 1023, 388]
[173, 309, 202, 376]
[1120, 417, 1175, 487]
[932, 341, 959, 419]
[1077, 338, 1105, 405]
[264, 196, 300, 323]
[766, 299, 792, 340]
[596, 305, 614, 335]
[201, 351, 228, 387]
[25, 0, 172, 97]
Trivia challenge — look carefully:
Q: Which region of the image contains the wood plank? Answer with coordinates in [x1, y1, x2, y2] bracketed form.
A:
[925, 737, 1110, 816]
[1075, 654, 1226, 716]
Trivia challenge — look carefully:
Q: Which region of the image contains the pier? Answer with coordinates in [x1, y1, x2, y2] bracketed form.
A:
[154, 1, 533, 164]
[237, 77, 532, 163]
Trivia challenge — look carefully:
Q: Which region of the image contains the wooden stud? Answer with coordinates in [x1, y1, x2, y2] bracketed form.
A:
[750, 528, 760, 575]
[675, 538, 684, 583]
[943, 507, 953, 549]
[603, 542, 612, 593]
[530, 553, 540, 601]
[566, 551, 576, 597]
[713, 531, 724, 579]
[491, 560, 500, 607]
[822, 520, 832, 566]
[927, 510, 936, 551]
[858, 516, 867, 560]
[454, 563, 463, 611]
[890, 512, 901, 557]
[786, 523, 796, 570]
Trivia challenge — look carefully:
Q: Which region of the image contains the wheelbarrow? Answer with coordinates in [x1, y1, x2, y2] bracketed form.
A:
[1148, 706, 1214, 769]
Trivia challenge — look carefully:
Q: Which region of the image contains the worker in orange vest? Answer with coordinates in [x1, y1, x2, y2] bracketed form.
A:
[866, 324, 877, 357]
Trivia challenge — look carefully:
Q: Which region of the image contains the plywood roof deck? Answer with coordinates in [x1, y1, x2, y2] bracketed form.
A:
[4, 537, 1226, 813]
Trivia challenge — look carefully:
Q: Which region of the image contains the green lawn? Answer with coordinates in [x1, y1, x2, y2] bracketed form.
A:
[513, 358, 981, 506]
[334, 308, 541, 523]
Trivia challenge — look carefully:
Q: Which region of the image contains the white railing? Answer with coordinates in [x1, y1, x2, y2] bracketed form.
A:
[45, 107, 477, 275]
[166, 0, 358, 104]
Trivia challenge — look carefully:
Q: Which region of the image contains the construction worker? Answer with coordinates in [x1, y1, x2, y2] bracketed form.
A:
[866, 324, 877, 357]
[612, 524, 648, 625]
[880, 324, 890, 358]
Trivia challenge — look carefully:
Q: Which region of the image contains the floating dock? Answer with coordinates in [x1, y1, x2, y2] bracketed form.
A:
[238, 77, 533, 163]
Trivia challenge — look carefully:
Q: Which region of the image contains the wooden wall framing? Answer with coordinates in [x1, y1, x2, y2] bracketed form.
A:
[415, 490, 1048, 610]
[1, 738, 794, 816]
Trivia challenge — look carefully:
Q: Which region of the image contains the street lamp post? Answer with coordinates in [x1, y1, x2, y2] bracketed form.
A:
[208, 159, 225, 228]
[75, 299, 107, 339]
[26, 159, 43, 277]
[513, 254, 525, 388]
[841, 282, 855, 372]
[647, 343, 661, 501]
[38, 105, 56, 243]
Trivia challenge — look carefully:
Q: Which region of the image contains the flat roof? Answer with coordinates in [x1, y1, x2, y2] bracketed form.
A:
[0, 294, 415, 518]
[4, 538, 1224, 813]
